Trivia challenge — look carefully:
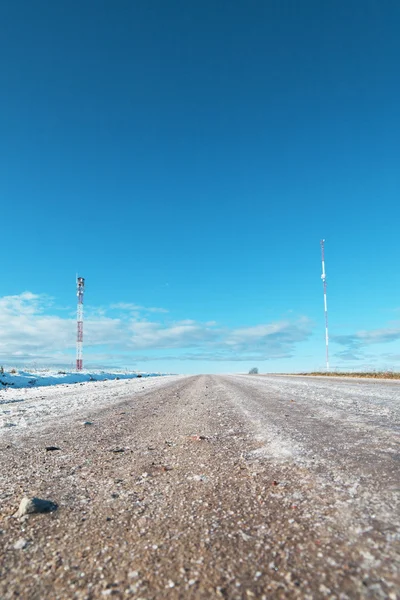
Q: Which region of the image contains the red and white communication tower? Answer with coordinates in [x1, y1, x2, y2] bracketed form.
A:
[76, 276, 85, 371]
[320, 240, 329, 371]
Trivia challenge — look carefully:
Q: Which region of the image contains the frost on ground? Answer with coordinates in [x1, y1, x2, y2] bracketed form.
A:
[0, 374, 399, 600]
[223, 374, 400, 535]
[234, 373, 400, 421]
[0, 375, 186, 433]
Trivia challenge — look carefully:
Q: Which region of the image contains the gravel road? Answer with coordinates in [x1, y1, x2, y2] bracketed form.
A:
[0, 375, 399, 599]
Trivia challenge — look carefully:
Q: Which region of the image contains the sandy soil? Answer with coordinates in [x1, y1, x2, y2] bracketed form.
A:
[0, 375, 399, 599]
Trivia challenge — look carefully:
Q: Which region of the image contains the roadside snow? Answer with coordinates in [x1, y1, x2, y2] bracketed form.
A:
[0, 369, 163, 389]
[0, 375, 186, 435]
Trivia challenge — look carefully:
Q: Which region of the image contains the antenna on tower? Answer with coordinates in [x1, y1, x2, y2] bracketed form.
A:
[320, 240, 329, 371]
[76, 276, 85, 371]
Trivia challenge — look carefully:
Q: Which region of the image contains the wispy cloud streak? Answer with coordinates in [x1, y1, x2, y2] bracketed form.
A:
[0, 292, 312, 365]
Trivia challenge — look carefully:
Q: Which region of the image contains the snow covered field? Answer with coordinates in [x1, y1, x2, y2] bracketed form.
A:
[0, 368, 162, 389]
[0, 374, 186, 434]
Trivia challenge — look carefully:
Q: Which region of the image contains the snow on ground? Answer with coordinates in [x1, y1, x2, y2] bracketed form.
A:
[234, 374, 400, 421]
[0, 374, 186, 434]
[0, 368, 163, 389]
[225, 374, 400, 528]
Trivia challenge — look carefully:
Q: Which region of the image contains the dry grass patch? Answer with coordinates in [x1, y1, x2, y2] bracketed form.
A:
[298, 371, 400, 379]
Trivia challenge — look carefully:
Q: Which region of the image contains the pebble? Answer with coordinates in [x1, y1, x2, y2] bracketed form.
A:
[15, 496, 58, 517]
[128, 571, 139, 579]
[13, 538, 28, 550]
[191, 475, 206, 482]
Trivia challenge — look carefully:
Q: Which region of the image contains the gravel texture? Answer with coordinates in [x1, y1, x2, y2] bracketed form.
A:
[0, 374, 399, 599]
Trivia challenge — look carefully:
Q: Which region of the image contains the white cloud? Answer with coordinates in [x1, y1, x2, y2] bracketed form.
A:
[0, 292, 52, 315]
[333, 325, 400, 349]
[0, 292, 313, 367]
[125, 320, 219, 349]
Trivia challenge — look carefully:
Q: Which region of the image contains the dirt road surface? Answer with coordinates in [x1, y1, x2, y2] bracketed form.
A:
[1, 375, 399, 599]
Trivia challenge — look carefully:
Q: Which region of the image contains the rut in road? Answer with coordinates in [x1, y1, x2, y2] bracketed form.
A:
[220, 374, 400, 520]
[0, 375, 398, 599]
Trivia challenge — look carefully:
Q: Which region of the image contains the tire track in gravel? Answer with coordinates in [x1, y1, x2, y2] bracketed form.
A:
[219, 375, 400, 517]
[0, 375, 399, 599]
[219, 374, 400, 470]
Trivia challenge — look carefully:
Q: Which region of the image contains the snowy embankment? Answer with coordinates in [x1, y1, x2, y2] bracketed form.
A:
[0, 369, 162, 389]
[0, 373, 186, 434]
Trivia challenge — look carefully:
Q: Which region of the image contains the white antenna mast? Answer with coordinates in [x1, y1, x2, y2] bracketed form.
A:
[320, 240, 329, 371]
[76, 276, 85, 371]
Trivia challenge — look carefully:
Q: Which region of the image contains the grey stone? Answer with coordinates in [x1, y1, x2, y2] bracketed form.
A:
[15, 496, 58, 518]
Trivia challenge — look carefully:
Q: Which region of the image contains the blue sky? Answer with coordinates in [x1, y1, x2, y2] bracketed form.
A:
[1, 1, 399, 373]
